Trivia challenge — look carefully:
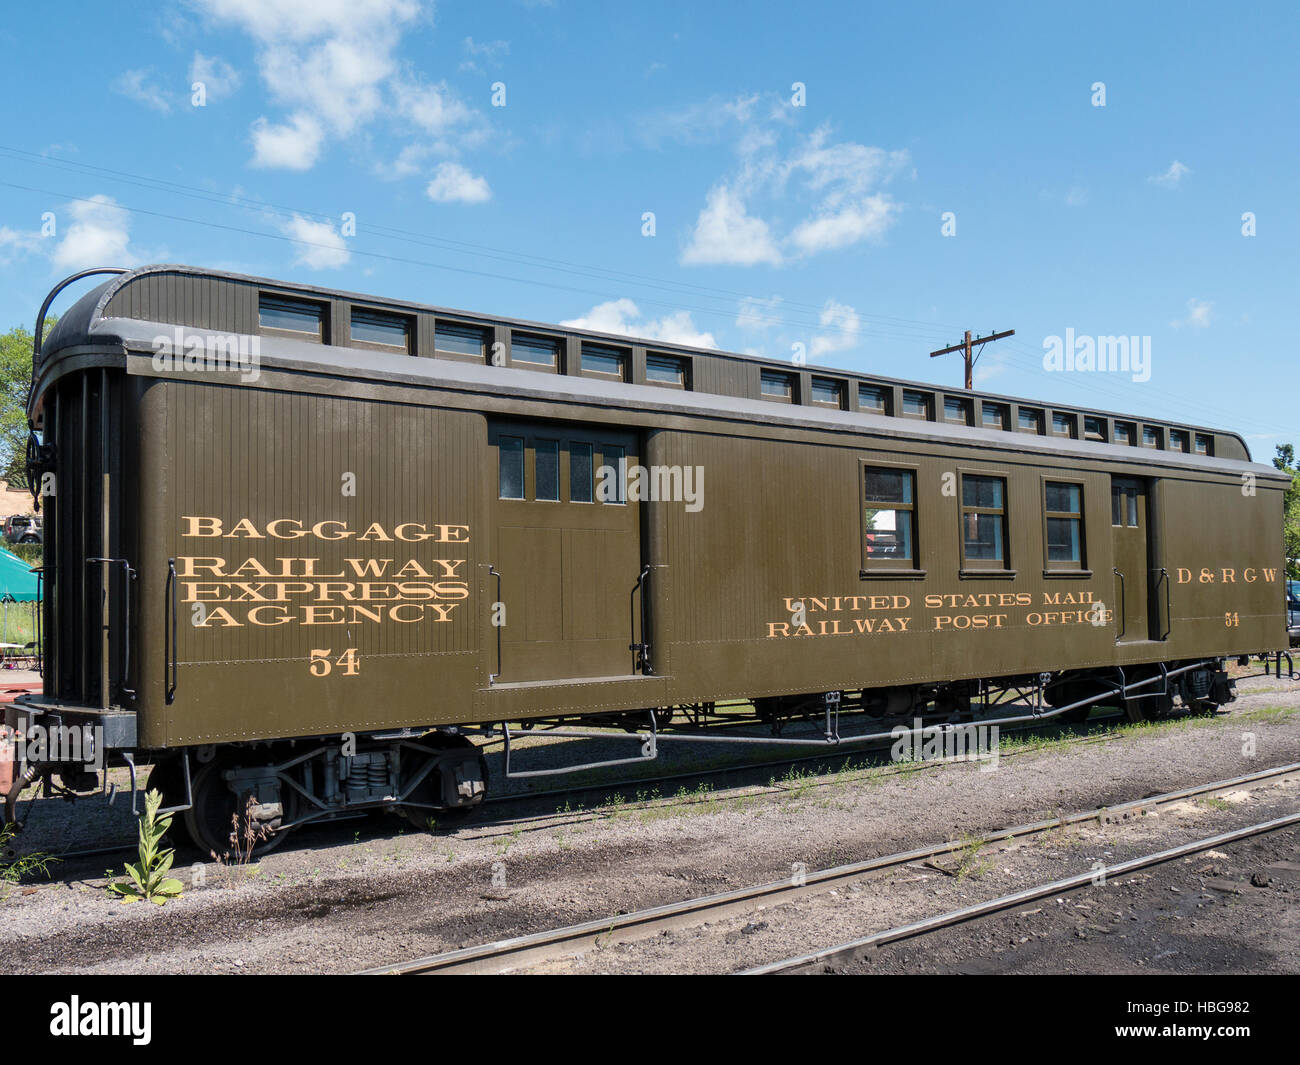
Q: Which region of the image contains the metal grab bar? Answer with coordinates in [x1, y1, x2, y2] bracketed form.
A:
[86, 556, 137, 698]
[488, 564, 502, 685]
[164, 558, 178, 704]
[33, 567, 43, 677]
[1263, 651, 1297, 681]
[1157, 567, 1172, 640]
[1112, 567, 1126, 642]
[629, 565, 651, 674]
[29, 267, 127, 416]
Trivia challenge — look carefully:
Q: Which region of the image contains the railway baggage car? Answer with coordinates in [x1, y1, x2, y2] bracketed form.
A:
[7, 265, 1289, 852]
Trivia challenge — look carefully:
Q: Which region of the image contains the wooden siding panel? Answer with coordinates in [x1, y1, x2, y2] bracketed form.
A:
[148, 381, 483, 745]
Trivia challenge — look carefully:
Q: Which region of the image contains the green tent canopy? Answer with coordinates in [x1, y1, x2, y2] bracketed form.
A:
[0, 548, 39, 601]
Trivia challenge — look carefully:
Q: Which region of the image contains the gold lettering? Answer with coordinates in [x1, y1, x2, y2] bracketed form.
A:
[225, 517, 266, 539]
[266, 519, 307, 539]
[175, 557, 226, 577]
[312, 520, 353, 540]
[181, 516, 223, 537]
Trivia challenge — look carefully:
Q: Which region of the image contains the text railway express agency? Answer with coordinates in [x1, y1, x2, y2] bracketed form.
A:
[177, 516, 470, 628]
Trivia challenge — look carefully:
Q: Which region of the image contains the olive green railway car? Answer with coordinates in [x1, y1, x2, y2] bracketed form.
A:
[7, 265, 1289, 852]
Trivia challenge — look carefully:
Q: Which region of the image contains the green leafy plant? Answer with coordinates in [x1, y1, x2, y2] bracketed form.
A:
[108, 789, 184, 905]
[0, 822, 56, 897]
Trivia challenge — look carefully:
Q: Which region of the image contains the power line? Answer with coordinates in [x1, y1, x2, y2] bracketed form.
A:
[2, 178, 964, 346]
[989, 335, 1295, 442]
[0, 145, 966, 338]
[4, 153, 1286, 443]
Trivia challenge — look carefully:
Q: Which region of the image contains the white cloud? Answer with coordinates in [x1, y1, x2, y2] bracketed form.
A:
[1171, 297, 1213, 329]
[250, 113, 324, 170]
[189, 52, 242, 101]
[112, 69, 173, 114]
[638, 93, 763, 149]
[1148, 160, 1190, 188]
[809, 299, 860, 358]
[195, 0, 488, 173]
[973, 350, 1010, 387]
[280, 214, 350, 269]
[681, 185, 782, 266]
[736, 295, 783, 331]
[460, 37, 509, 72]
[425, 161, 491, 204]
[193, 0, 420, 45]
[644, 310, 718, 348]
[376, 82, 486, 179]
[393, 79, 476, 136]
[677, 110, 907, 267]
[52, 195, 138, 269]
[463, 37, 510, 59]
[561, 298, 717, 349]
[1065, 185, 1088, 207]
[385, 144, 433, 180]
[0, 226, 42, 265]
[783, 135, 906, 203]
[789, 196, 896, 254]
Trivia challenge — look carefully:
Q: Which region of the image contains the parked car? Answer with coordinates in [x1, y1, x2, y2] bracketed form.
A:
[2, 514, 41, 545]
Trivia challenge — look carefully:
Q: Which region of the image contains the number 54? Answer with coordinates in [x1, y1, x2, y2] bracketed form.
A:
[310, 648, 361, 676]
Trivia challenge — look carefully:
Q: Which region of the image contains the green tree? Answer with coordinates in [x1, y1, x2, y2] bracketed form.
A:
[0, 323, 37, 491]
[1274, 444, 1300, 579]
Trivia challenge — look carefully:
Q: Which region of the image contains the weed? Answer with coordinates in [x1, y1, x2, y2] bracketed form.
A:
[0, 824, 56, 898]
[107, 789, 184, 905]
[208, 795, 272, 888]
[954, 835, 994, 881]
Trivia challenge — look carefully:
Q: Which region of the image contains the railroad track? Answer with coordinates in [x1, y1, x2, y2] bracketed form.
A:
[745, 811, 1300, 974]
[360, 761, 1300, 975]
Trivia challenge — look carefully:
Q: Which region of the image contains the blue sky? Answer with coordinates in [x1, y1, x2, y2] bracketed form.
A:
[0, 1, 1295, 460]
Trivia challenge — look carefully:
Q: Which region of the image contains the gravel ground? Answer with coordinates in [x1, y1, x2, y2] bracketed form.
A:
[2, 664, 1298, 974]
[827, 823, 1300, 975]
[526, 772, 1300, 974]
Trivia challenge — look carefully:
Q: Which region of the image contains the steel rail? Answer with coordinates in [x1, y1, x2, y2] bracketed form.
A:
[745, 810, 1300, 974]
[359, 761, 1300, 975]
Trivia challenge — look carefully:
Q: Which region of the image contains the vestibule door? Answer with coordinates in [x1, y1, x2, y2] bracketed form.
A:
[489, 421, 642, 682]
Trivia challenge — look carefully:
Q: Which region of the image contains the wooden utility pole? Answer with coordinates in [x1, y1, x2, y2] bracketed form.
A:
[929, 329, 1015, 389]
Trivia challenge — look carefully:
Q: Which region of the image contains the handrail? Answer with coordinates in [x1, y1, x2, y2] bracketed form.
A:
[488, 564, 502, 685]
[1112, 567, 1126, 642]
[29, 267, 126, 419]
[629, 565, 651, 674]
[164, 558, 178, 704]
[86, 557, 137, 699]
[1157, 567, 1172, 640]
